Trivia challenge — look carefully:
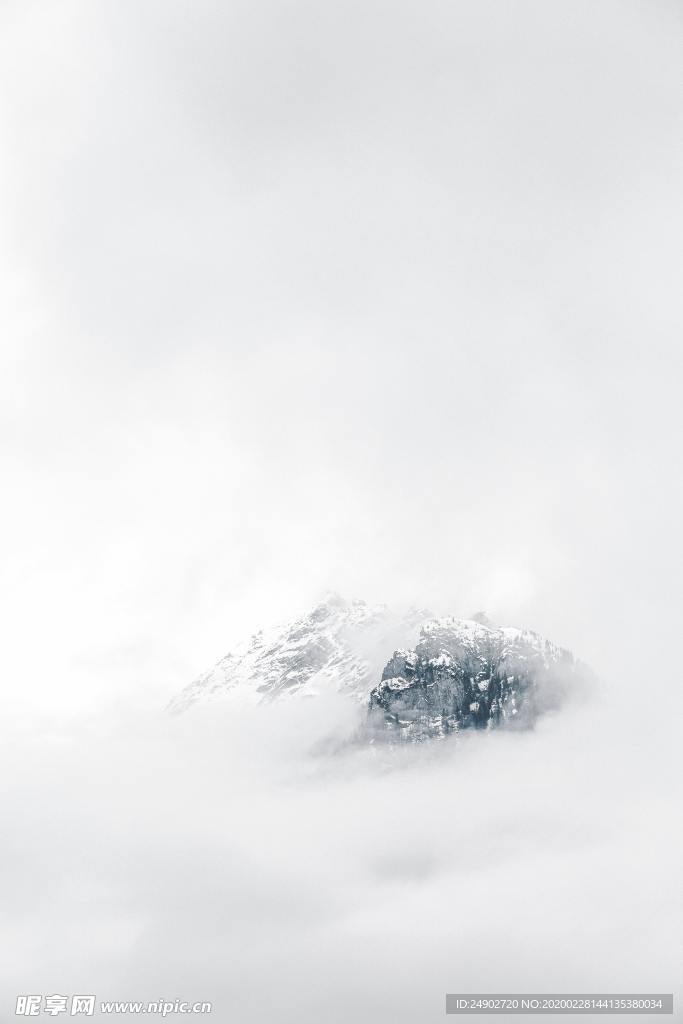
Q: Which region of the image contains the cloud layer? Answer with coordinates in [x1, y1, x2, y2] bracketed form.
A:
[2, 682, 679, 1021]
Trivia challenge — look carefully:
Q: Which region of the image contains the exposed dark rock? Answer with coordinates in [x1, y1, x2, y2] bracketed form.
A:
[367, 617, 583, 741]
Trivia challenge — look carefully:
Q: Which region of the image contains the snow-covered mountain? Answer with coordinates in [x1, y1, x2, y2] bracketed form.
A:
[368, 614, 583, 741]
[169, 598, 588, 739]
[168, 594, 429, 713]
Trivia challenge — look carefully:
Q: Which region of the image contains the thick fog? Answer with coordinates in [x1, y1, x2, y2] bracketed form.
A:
[1, 0, 681, 1019]
[1, 690, 679, 1021]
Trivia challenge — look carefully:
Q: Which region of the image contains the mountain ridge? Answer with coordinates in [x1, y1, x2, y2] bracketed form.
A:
[168, 595, 430, 713]
[169, 596, 588, 740]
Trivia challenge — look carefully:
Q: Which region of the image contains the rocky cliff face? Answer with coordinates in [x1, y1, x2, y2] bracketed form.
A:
[367, 615, 581, 741]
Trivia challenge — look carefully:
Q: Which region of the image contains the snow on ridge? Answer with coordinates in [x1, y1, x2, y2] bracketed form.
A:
[167, 595, 428, 714]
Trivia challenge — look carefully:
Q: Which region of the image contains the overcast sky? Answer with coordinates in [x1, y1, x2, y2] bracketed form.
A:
[2, 0, 682, 717]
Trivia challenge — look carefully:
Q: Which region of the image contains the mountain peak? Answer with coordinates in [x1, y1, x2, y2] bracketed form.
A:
[167, 597, 424, 713]
[168, 599, 587, 742]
